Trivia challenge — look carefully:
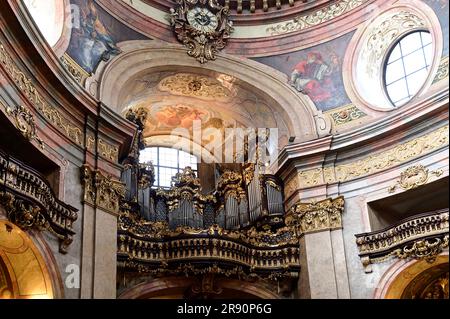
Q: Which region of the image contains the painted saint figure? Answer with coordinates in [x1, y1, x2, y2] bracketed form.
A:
[290, 52, 333, 103]
[73, 1, 120, 73]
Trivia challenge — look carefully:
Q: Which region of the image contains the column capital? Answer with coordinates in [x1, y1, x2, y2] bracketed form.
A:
[286, 196, 345, 235]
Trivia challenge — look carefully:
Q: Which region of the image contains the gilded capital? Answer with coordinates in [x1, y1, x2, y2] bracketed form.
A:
[287, 196, 345, 234]
[81, 165, 125, 215]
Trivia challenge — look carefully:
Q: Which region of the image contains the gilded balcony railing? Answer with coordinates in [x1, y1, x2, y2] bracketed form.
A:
[0, 149, 78, 253]
[117, 207, 300, 281]
[355, 209, 449, 272]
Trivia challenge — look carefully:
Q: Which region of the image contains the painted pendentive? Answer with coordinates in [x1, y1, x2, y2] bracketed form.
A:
[66, 0, 147, 74]
[252, 32, 354, 112]
[423, 0, 449, 56]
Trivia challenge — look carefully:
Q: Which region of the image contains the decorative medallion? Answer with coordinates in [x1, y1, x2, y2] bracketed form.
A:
[158, 73, 232, 101]
[170, 0, 233, 63]
[387, 164, 443, 193]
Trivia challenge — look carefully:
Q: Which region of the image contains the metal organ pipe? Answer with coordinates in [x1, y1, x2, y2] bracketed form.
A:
[266, 184, 283, 215]
[248, 173, 263, 222]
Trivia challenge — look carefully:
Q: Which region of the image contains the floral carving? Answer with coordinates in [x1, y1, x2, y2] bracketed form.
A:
[287, 196, 345, 234]
[158, 73, 232, 101]
[170, 0, 233, 63]
[266, 0, 368, 36]
[388, 164, 443, 193]
[0, 42, 83, 146]
[1, 102, 44, 149]
[81, 165, 125, 215]
[296, 125, 449, 188]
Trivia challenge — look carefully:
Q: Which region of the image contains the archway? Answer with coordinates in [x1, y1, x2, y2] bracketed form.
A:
[0, 220, 57, 299]
[93, 42, 328, 146]
[374, 254, 449, 299]
[118, 276, 280, 299]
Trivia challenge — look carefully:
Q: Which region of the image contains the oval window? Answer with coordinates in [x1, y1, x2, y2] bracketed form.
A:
[384, 31, 433, 107]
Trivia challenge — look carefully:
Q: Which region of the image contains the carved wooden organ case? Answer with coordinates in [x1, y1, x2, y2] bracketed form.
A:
[117, 108, 300, 289]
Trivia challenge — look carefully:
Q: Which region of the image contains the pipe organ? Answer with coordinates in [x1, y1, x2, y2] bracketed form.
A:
[120, 108, 286, 231]
[120, 165, 284, 230]
[117, 107, 299, 284]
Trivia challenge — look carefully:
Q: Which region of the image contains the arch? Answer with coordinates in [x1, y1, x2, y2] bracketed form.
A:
[118, 276, 280, 299]
[0, 217, 62, 299]
[93, 41, 326, 144]
[374, 253, 449, 299]
[143, 135, 221, 165]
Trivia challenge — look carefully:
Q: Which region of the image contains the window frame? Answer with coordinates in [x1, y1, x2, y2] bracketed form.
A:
[140, 147, 198, 189]
[382, 29, 433, 108]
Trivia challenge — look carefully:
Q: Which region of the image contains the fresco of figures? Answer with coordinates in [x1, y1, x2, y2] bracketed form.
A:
[253, 32, 354, 112]
[66, 0, 146, 74]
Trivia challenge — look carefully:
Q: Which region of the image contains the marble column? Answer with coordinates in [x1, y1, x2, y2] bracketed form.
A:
[80, 165, 124, 299]
[291, 196, 351, 298]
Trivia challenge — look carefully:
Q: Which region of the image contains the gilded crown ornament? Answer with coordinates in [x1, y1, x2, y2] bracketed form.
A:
[170, 0, 233, 63]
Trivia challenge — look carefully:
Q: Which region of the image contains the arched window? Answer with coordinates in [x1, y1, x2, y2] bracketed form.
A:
[384, 31, 433, 107]
[139, 147, 198, 188]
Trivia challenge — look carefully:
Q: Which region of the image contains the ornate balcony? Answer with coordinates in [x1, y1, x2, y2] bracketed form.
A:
[118, 206, 300, 281]
[355, 209, 449, 272]
[0, 149, 78, 253]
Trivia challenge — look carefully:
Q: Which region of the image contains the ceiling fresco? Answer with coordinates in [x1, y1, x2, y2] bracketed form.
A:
[122, 71, 289, 149]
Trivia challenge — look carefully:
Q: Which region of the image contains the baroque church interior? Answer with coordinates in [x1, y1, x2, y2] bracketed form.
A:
[0, 0, 448, 300]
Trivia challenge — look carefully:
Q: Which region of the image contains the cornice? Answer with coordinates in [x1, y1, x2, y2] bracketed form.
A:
[330, 89, 449, 152]
[1, 1, 137, 164]
[100, 0, 392, 57]
[5, 0, 99, 116]
[277, 88, 449, 174]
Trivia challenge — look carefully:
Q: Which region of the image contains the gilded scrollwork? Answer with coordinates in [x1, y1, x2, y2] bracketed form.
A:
[125, 107, 148, 128]
[157, 167, 215, 214]
[217, 170, 246, 202]
[287, 196, 345, 234]
[81, 165, 125, 215]
[0, 42, 83, 146]
[170, 0, 234, 63]
[1, 102, 44, 149]
[387, 164, 444, 193]
[118, 207, 299, 247]
[396, 236, 449, 263]
[355, 209, 449, 272]
[86, 134, 96, 153]
[98, 139, 119, 162]
[60, 53, 91, 85]
[266, 0, 368, 36]
[0, 152, 78, 253]
[299, 168, 323, 188]
[158, 73, 232, 101]
[297, 125, 449, 188]
[95, 172, 126, 214]
[327, 104, 367, 127]
[242, 163, 255, 186]
[0, 191, 47, 230]
[117, 207, 301, 281]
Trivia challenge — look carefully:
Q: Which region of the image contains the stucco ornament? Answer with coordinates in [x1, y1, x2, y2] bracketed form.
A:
[170, 0, 233, 63]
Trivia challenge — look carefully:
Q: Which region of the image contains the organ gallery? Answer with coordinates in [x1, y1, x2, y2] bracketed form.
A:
[0, 0, 448, 301]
